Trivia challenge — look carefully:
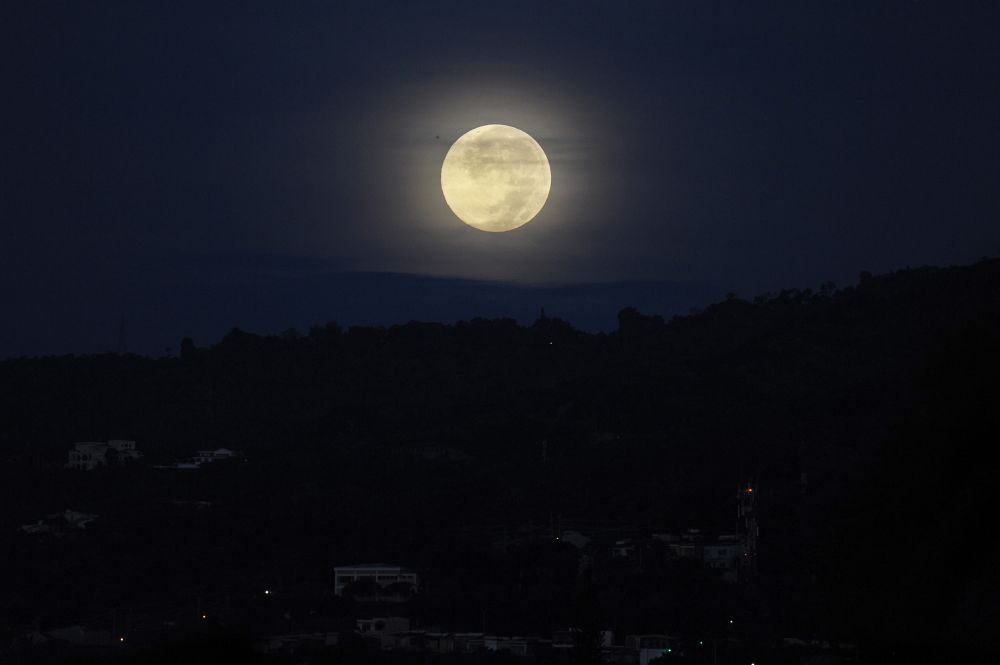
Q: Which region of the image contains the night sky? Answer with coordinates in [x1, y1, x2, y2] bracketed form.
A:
[4, 1, 998, 356]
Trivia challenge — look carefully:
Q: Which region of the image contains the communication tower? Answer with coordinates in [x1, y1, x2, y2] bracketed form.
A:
[738, 480, 758, 579]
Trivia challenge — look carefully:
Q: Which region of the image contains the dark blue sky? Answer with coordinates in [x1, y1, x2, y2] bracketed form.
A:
[3, 1, 998, 356]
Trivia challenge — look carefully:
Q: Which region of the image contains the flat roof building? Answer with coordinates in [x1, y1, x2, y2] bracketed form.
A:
[334, 564, 418, 597]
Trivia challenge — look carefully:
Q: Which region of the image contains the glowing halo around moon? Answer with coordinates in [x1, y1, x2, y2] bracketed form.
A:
[441, 124, 551, 232]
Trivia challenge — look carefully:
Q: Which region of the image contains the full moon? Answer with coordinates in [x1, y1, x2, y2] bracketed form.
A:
[441, 124, 551, 232]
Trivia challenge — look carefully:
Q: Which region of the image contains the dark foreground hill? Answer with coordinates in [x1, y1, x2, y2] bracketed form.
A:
[1, 258, 998, 660]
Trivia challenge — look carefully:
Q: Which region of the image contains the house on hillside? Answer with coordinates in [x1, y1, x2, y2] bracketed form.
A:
[335, 564, 419, 599]
[20, 509, 99, 537]
[357, 616, 410, 635]
[154, 447, 240, 470]
[702, 535, 744, 583]
[65, 440, 141, 470]
[193, 448, 237, 465]
[612, 539, 639, 558]
[34, 625, 112, 647]
[625, 635, 678, 665]
[356, 617, 411, 649]
[651, 530, 745, 582]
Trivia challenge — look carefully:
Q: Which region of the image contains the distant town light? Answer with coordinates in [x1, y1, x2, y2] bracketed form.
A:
[119, 636, 125, 642]
[201, 614, 207, 619]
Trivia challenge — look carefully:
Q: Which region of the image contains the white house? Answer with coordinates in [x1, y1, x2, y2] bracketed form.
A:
[193, 448, 236, 465]
[356, 616, 410, 635]
[20, 509, 99, 536]
[611, 539, 638, 558]
[702, 537, 744, 583]
[334, 564, 419, 596]
[356, 616, 411, 648]
[653, 531, 746, 582]
[65, 440, 141, 470]
[625, 634, 678, 665]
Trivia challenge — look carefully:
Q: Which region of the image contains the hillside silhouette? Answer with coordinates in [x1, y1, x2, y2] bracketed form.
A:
[1, 258, 998, 661]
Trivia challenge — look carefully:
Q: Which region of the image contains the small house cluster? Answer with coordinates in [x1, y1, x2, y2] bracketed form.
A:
[257, 612, 693, 664]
